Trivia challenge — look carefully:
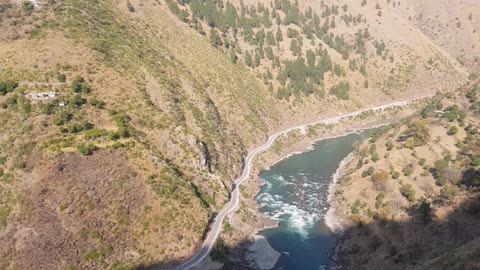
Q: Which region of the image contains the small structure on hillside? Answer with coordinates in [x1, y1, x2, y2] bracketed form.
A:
[25, 91, 57, 100]
[58, 101, 65, 107]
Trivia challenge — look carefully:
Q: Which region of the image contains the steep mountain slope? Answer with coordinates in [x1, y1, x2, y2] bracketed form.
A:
[390, 0, 480, 74]
[0, 1, 283, 268]
[0, 0, 477, 269]
[333, 81, 480, 269]
[163, 0, 469, 103]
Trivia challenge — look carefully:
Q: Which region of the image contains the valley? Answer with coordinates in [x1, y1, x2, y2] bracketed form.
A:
[0, 0, 478, 269]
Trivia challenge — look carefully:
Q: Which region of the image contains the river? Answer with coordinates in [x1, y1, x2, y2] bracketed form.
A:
[256, 131, 373, 270]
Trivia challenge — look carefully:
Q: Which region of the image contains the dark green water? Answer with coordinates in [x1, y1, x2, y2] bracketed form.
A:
[257, 131, 373, 270]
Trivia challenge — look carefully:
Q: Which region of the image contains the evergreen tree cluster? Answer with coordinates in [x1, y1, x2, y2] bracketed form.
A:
[164, 0, 386, 100]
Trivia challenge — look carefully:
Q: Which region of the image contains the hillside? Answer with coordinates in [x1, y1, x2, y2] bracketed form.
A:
[333, 81, 480, 269]
[163, 0, 469, 103]
[0, 0, 478, 269]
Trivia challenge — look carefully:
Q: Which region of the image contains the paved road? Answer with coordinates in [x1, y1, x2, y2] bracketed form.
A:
[174, 95, 432, 270]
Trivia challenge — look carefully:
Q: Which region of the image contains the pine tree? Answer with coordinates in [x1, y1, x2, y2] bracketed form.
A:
[254, 53, 261, 67]
[230, 49, 237, 64]
[245, 51, 253, 67]
[271, 8, 277, 18]
[306, 49, 316, 70]
[263, 8, 272, 27]
[276, 16, 281, 25]
[290, 39, 299, 55]
[209, 28, 222, 47]
[276, 27, 283, 42]
[225, 3, 237, 28]
[266, 46, 274, 60]
[266, 31, 276, 45]
[330, 19, 336, 28]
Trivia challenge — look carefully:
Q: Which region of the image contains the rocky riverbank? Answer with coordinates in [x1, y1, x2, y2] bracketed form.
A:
[195, 97, 430, 269]
[325, 152, 355, 236]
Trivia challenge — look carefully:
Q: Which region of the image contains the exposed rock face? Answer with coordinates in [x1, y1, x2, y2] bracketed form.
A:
[246, 235, 281, 270]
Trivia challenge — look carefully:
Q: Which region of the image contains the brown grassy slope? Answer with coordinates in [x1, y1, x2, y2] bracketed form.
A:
[2, 150, 146, 270]
[0, 1, 283, 268]
[391, 0, 480, 74]
[305, 0, 470, 97]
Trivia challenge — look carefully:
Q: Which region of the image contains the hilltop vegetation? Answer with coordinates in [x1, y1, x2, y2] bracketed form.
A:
[164, 0, 468, 102]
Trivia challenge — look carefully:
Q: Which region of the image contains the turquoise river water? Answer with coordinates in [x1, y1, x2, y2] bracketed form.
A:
[256, 131, 373, 270]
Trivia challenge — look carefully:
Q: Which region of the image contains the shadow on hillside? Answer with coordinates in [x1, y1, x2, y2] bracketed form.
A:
[336, 193, 480, 270]
[134, 238, 254, 270]
[135, 194, 480, 270]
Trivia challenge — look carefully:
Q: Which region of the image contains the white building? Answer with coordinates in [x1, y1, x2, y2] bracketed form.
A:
[25, 91, 57, 100]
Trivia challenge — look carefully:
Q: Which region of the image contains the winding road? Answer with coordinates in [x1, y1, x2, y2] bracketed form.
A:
[174, 96, 431, 270]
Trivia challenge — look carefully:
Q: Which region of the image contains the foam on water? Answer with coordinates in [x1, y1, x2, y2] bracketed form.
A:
[257, 172, 331, 237]
[256, 130, 376, 269]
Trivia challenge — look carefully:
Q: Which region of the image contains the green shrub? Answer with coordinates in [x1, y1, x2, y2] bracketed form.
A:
[386, 140, 394, 151]
[108, 131, 121, 141]
[89, 97, 106, 109]
[77, 143, 97, 155]
[65, 121, 91, 133]
[53, 111, 73, 126]
[447, 125, 458, 135]
[57, 74, 67, 82]
[6, 96, 17, 106]
[472, 157, 480, 166]
[420, 103, 436, 118]
[416, 198, 432, 224]
[112, 112, 133, 138]
[0, 80, 18, 95]
[71, 76, 91, 93]
[84, 128, 108, 139]
[111, 142, 125, 149]
[69, 94, 86, 108]
[401, 120, 430, 148]
[419, 158, 426, 166]
[40, 103, 56, 115]
[442, 105, 462, 122]
[84, 249, 101, 261]
[403, 165, 413, 176]
[329, 81, 350, 100]
[22, 0, 34, 13]
[400, 183, 416, 202]
[375, 192, 385, 209]
[362, 166, 375, 177]
[441, 185, 459, 200]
